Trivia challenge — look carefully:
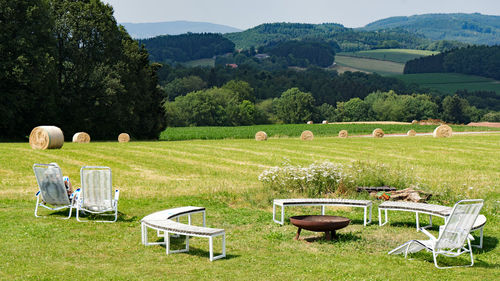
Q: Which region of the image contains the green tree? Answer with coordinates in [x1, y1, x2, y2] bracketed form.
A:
[0, 0, 56, 139]
[341, 98, 371, 121]
[222, 80, 255, 102]
[442, 95, 471, 124]
[164, 75, 206, 100]
[274, 88, 315, 123]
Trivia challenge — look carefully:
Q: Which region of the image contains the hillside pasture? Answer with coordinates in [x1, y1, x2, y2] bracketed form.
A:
[159, 123, 500, 141]
[0, 134, 499, 280]
[339, 49, 438, 63]
[394, 73, 500, 94]
[335, 55, 405, 75]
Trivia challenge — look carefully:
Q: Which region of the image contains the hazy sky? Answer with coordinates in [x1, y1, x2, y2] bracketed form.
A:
[103, 0, 500, 29]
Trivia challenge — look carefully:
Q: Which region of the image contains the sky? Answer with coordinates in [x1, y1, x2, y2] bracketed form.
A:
[102, 0, 500, 29]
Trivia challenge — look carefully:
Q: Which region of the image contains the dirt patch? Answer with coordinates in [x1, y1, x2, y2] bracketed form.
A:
[467, 122, 500, 128]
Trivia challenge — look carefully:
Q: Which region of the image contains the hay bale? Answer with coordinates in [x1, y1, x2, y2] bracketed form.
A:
[338, 130, 348, 138]
[72, 132, 91, 143]
[301, 130, 314, 141]
[29, 126, 64, 150]
[307, 121, 313, 125]
[411, 120, 418, 125]
[118, 133, 130, 143]
[322, 120, 328, 124]
[433, 125, 452, 138]
[372, 128, 384, 138]
[255, 131, 268, 141]
[407, 129, 416, 137]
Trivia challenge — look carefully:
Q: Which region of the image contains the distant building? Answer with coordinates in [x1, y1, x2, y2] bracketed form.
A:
[226, 63, 238, 68]
[254, 53, 270, 60]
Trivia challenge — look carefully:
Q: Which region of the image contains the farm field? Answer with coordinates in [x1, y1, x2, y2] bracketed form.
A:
[335, 55, 404, 75]
[338, 49, 438, 63]
[159, 123, 500, 141]
[393, 73, 500, 94]
[0, 133, 499, 280]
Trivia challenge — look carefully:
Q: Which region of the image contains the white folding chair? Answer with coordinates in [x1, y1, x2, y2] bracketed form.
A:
[33, 163, 75, 219]
[76, 166, 119, 222]
[389, 199, 484, 269]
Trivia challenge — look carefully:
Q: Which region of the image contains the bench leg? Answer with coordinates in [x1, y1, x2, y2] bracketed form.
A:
[321, 205, 325, 215]
[166, 233, 189, 255]
[209, 233, 226, 261]
[471, 227, 484, 248]
[273, 204, 285, 225]
[379, 209, 388, 226]
[363, 206, 372, 226]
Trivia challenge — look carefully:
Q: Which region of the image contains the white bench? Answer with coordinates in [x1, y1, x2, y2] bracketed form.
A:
[273, 198, 373, 226]
[378, 201, 486, 248]
[141, 206, 226, 261]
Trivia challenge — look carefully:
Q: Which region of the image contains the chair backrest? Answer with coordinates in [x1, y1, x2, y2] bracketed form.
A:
[80, 166, 113, 211]
[33, 163, 70, 206]
[436, 199, 483, 250]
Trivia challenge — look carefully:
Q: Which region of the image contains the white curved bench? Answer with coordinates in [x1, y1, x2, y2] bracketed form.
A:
[273, 198, 372, 226]
[378, 201, 486, 248]
[141, 206, 226, 261]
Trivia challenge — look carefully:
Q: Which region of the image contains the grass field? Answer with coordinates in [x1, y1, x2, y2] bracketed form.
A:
[0, 133, 499, 280]
[159, 123, 500, 141]
[393, 73, 500, 94]
[335, 55, 405, 76]
[338, 49, 438, 64]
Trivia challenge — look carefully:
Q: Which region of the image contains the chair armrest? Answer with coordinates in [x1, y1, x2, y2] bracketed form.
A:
[114, 189, 120, 201]
[71, 188, 81, 200]
[420, 228, 437, 241]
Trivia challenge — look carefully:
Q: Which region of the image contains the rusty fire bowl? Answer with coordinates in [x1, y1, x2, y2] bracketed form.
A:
[290, 215, 350, 240]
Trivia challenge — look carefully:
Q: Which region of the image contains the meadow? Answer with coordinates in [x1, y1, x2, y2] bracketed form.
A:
[334, 55, 404, 76]
[0, 132, 499, 280]
[159, 123, 500, 141]
[338, 49, 438, 64]
[393, 73, 500, 94]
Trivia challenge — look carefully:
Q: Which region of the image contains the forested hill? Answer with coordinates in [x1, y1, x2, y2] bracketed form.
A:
[362, 13, 500, 45]
[122, 21, 241, 39]
[223, 22, 461, 52]
[404, 45, 500, 80]
[139, 33, 235, 63]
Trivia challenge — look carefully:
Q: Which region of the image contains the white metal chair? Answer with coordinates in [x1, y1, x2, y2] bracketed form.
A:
[33, 163, 76, 218]
[388, 199, 484, 269]
[76, 166, 119, 222]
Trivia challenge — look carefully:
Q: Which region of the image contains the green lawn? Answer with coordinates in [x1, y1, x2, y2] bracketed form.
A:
[393, 73, 500, 94]
[1, 134, 499, 279]
[159, 123, 500, 141]
[335, 55, 405, 76]
[339, 49, 438, 64]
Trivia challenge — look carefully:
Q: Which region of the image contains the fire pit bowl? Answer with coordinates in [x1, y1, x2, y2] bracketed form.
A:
[290, 215, 350, 240]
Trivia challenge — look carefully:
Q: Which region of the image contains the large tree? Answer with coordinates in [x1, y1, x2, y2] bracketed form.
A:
[274, 88, 315, 124]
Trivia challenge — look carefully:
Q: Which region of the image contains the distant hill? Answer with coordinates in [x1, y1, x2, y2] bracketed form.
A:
[224, 22, 432, 51]
[121, 21, 241, 39]
[362, 13, 500, 45]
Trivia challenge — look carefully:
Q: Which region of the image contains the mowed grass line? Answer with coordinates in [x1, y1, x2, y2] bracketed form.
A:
[0, 135, 499, 279]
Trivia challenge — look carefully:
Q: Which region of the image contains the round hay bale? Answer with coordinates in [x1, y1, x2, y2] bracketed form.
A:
[118, 133, 130, 143]
[255, 131, 268, 141]
[29, 126, 64, 150]
[322, 120, 328, 124]
[307, 121, 313, 125]
[338, 130, 348, 138]
[407, 129, 417, 137]
[301, 130, 314, 141]
[72, 132, 90, 143]
[433, 125, 452, 138]
[372, 128, 384, 138]
[411, 120, 418, 125]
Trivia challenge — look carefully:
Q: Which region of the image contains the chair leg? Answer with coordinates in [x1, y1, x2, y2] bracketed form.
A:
[34, 195, 41, 218]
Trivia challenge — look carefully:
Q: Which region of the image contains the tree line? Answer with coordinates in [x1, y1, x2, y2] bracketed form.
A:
[404, 45, 500, 80]
[0, 0, 165, 140]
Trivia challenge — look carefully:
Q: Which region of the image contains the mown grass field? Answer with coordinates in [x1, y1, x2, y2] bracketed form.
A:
[393, 73, 500, 94]
[159, 123, 500, 141]
[0, 133, 499, 280]
[335, 55, 404, 76]
[338, 49, 438, 64]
